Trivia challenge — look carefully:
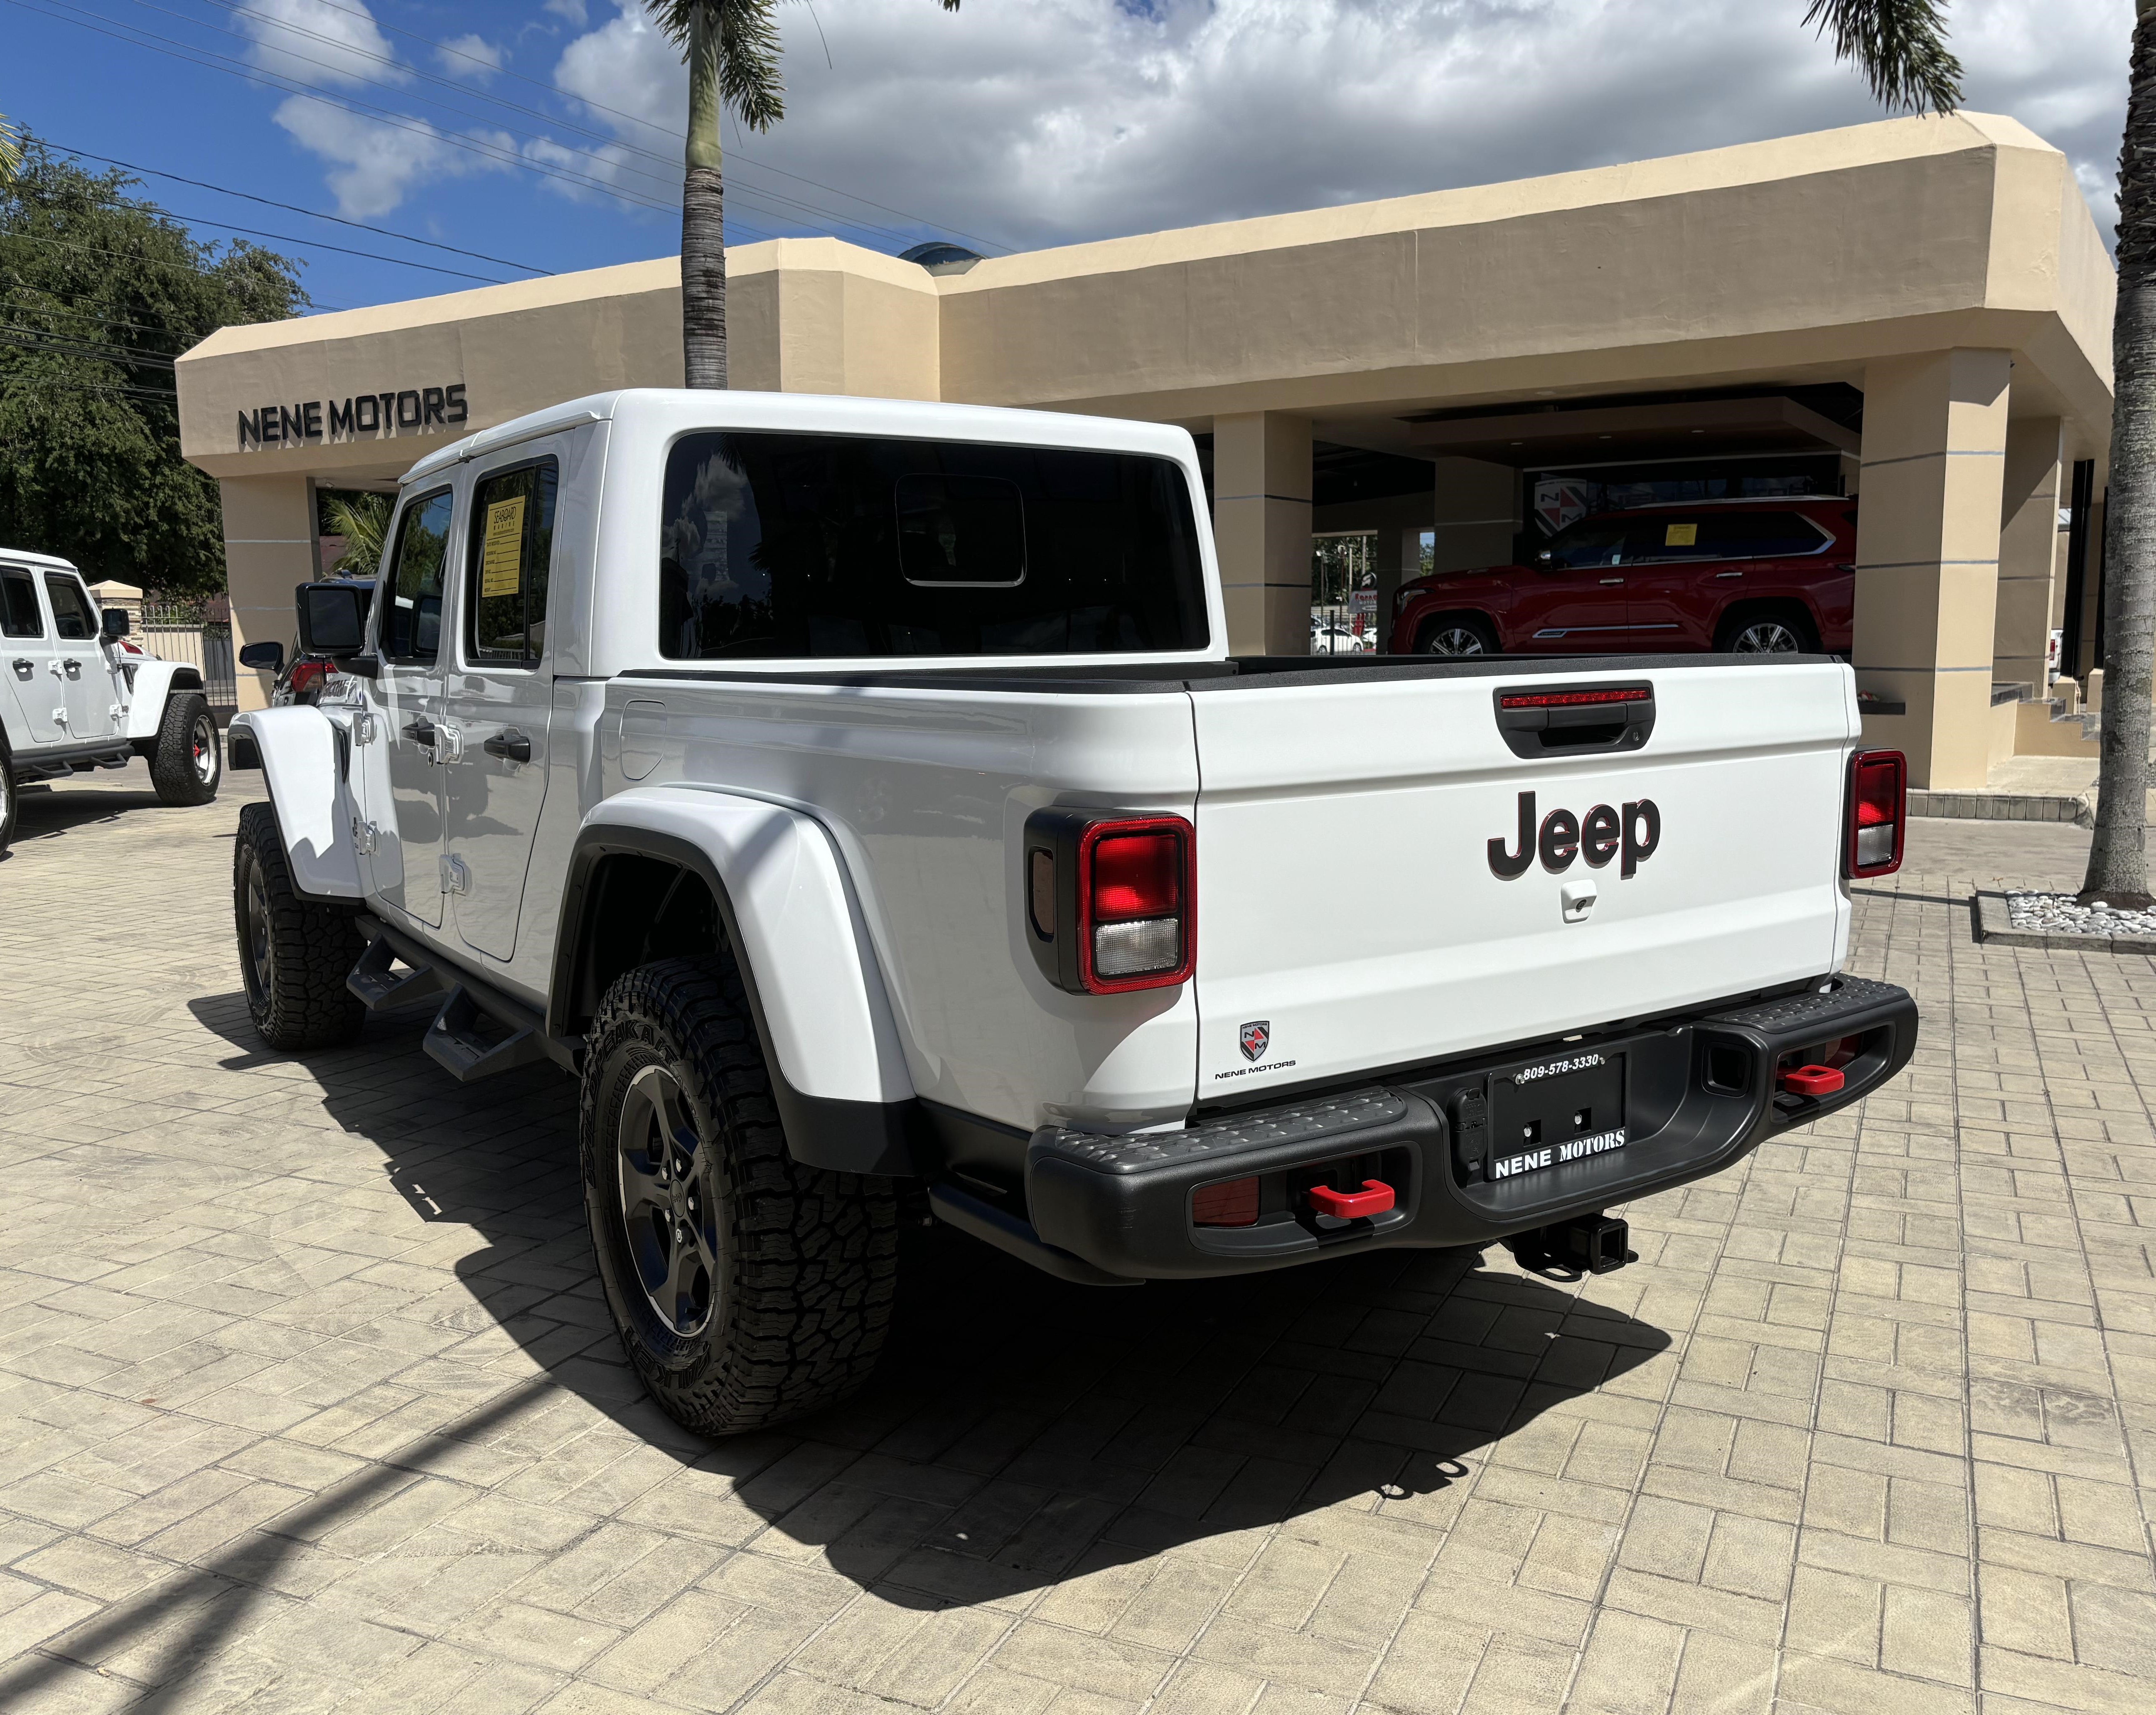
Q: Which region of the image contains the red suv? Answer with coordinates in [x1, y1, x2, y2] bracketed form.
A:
[1388, 497, 1855, 656]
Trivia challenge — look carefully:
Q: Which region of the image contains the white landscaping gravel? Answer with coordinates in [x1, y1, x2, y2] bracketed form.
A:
[2004, 889, 2156, 937]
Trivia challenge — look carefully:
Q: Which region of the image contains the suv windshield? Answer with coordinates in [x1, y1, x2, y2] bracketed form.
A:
[659, 432, 1209, 659]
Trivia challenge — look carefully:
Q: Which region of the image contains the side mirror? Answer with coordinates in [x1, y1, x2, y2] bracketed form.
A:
[297, 581, 367, 657]
[100, 607, 131, 642]
[238, 640, 285, 673]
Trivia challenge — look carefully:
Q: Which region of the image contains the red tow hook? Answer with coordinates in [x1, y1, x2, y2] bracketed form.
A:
[1778, 1064, 1845, 1097]
[1308, 1179, 1395, 1219]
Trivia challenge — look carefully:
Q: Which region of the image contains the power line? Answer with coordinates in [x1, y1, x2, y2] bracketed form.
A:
[44, 142, 554, 275]
[0, 324, 179, 365]
[183, 0, 1014, 251]
[2, 227, 311, 284]
[0, 373, 179, 402]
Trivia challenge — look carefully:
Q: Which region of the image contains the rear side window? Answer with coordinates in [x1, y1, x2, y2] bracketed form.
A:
[1696, 512, 1830, 558]
[0, 569, 42, 637]
[659, 432, 1209, 659]
[383, 488, 454, 663]
[466, 459, 556, 664]
[1541, 519, 1630, 568]
[44, 573, 96, 640]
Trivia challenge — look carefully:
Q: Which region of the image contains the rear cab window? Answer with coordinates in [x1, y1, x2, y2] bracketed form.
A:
[1, 568, 43, 637]
[658, 432, 1209, 659]
[466, 459, 557, 665]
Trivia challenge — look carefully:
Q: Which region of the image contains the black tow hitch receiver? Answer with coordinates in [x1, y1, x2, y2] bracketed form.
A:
[1509, 1211, 1631, 1275]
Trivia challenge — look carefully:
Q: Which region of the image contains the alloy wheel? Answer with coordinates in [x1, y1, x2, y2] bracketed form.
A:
[1729, 619, 1802, 654]
[192, 714, 218, 784]
[616, 1064, 720, 1337]
[1425, 625, 1488, 656]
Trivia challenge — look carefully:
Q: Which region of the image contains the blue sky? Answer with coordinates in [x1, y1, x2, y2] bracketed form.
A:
[3, 0, 2136, 317]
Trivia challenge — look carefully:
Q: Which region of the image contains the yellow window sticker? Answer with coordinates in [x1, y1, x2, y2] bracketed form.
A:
[481, 496, 526, 598]
[1665, 523, 1698, 547]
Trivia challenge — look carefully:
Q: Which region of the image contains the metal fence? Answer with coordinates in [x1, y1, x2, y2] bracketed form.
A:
[139, 604, 237, 710]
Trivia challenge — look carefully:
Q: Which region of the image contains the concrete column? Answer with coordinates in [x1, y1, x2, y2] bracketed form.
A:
[1851, 350, 2012, 789]
[1370, 521, 1426, 651]
[220, 475, 317, 712]
[1993, 416, 2063, 692]
[1212, 412, 1311, 654]
[1430, 457, 1517, 574]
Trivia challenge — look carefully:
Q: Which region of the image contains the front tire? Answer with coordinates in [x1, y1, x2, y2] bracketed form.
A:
[580, 955, 899, 1437]
[233, 801, 366, 1049]
[1715, 607, 1818, 655]
[0, 740, 16, 854]
[151, 692, 221, 805]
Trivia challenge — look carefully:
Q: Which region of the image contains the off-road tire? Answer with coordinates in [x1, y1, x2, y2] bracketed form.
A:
[580, 954, 900, 1437]
[0, 738, 16, 854]
[233, 801, 366, 1049]
[151, 691, 221, 805]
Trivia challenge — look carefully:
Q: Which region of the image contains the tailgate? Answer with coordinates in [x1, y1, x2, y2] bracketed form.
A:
[1190, 661, 1856, 1094]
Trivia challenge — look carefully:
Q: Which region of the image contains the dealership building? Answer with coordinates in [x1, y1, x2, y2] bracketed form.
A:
[175, 111, 2114, 789]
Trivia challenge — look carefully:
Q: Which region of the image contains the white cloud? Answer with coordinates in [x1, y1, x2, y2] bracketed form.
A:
[546, 0, 2134, 253]
[242, 0, 403, 90]
[436, 34, 505, 84]
[543, 0, 589, 27]
[272, 96, 514, 219]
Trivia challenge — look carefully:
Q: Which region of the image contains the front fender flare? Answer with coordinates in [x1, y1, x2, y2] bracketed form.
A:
[118, 658, 205, 742]
[556, 787, 918, 1175]
[227, 707, 363, 897]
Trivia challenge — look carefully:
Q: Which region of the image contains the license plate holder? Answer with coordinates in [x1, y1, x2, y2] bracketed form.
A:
[1486, 1049, 1628, 1182]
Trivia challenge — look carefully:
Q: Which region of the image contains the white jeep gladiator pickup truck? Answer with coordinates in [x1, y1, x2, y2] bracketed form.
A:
[227, 389, 1918, 1437]
[2, 547, 224, 851]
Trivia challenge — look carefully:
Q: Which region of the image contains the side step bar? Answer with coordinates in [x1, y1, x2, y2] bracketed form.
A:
[927, 1183, 1141, 1288]
[347, 919, 576, 1081]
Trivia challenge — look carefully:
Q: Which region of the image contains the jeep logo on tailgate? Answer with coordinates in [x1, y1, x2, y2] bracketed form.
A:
[1489, 791, 1660, 880]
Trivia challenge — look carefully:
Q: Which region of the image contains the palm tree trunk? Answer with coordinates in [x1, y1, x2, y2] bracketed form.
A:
[680, 8, 726, 389]
[2083, 0, 2156, 905]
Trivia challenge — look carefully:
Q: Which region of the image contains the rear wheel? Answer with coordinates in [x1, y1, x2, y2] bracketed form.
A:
[1418, 613, 1498, 656]
[0, 740, 15, 854]
[233, 802, 366, 1049]
[151, 692, 221, 805]
[1715, 607, 1818, 655]
[580, 954, 899, 1437]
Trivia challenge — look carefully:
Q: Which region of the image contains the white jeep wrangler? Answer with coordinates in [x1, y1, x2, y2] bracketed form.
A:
[1, 548, 223, 851]
[228, 391, 1918, 1439]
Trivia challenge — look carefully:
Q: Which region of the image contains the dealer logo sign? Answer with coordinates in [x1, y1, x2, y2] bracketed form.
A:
[1239, 1021, 1271, 1062]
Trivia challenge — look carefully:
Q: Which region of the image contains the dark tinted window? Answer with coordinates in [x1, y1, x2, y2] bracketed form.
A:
[1696, 512, 1830, 558]
[466, 460, 556, 663]
[1623, 518, 1718, 562]
[1540, 519, 1631, 568]
[44, 573, 96, 639]
[0, 569, 41, 637]
[659, 432, 1208, 659]
[383, 489, 453, 663]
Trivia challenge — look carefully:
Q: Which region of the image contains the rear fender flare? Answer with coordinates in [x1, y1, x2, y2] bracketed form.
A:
[554, 787, 918, 1175]
[226, 707, 363, 897]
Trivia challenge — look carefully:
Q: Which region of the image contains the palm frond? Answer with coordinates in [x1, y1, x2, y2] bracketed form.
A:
[322, 493, 393, 575]
[1803, 0, 1963, 115]
[0, 116, 21, 189]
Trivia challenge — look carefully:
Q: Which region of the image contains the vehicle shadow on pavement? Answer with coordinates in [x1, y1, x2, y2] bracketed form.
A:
[9, 784, 178, 845]
[168, 987, 1673, 1611]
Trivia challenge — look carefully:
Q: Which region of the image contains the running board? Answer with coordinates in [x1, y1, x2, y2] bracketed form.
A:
[424, 985, 549, 1083]
[347, 934, 449, 1010]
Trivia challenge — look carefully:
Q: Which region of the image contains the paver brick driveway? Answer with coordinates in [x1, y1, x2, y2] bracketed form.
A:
[2, 766, 2153, 1714]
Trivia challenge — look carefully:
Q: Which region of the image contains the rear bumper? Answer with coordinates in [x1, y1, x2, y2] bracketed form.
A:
[1013, 974, 1916, 1280]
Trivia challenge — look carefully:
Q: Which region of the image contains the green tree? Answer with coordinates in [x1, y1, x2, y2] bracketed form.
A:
[644, 0, 960, 389]
[1811, 2, 2152, 906]
[320, 491, 392, 576]
[0, 135, 305, 595]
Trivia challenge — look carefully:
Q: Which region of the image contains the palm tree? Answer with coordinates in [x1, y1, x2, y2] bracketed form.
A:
[644, 0, 961, 390]
[1811, 1, 2152, 905]
[0, 116, 21, 189]
[322, 492, 393, 577]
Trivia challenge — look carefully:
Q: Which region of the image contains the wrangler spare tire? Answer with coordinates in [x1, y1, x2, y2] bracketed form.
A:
[580, 953, 899, 1436]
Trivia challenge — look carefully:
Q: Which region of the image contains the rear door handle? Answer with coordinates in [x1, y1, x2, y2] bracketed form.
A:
[482, 729, 531, 763]
[10, 659, 30, 680]
[1598, 578, 1623, 586]
[1716, 570, 1744, 579]
[403, 717, 437, 747]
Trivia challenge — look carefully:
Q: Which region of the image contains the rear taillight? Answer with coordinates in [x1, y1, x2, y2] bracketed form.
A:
[1846, 749, 1905, 878]
[289, 660, 330, 696]
[1192, 1176, 1259, 1226]
[1023, 810, 1196, 994]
